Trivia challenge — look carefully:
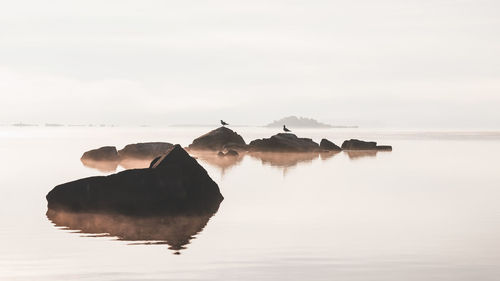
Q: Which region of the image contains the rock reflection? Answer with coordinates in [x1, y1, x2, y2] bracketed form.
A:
[118, 158, 154, 170]
[319, 151, 341, 161]
[46, 207, 219, 255]
[249, 152, 319, 167]
[188, 149, 244, 176]
[248, 152, 320, 176]
[81, 157, 153, 172]
[344, 150, 378, 160]
[80, 159, 119, 172]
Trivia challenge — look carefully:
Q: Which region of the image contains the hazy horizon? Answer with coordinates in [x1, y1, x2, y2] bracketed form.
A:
[1, 0, 499, 129]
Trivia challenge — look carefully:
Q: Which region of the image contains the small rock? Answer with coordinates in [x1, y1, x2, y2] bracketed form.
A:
[189, 127, 247, 151]
[118, 142, 173, 159]
[319, 139, 342, 151]
[81, 146, 119, 161]
[341, 139, 378, 150]
[249, 133, 320, 152]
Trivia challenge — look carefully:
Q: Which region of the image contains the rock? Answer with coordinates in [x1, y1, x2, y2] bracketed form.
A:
[118, 142, 173, 159]
[81, 146, 119, 161]
[188, 127, 247, 151]
[341, 139, 378, 150]
[249, 133, 320, 152]
[319, 139, 342, 151]
[341, 139, 392, 150]
[47, 145, 223, 215]
[376, 145, 392, 151]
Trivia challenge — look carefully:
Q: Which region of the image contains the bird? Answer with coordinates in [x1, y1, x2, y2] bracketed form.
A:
[220, 120, 229, 126]
[283, 125, 291, 132]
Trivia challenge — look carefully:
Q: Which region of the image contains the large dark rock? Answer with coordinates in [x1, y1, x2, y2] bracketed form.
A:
[188, 127, 247, 151]
[118, 142, 173, 159]
[47, 145, 223, 215]
[319, 139, 342, 151]
[81, 146, 119, 161]
[341, 139, 392, 150]
[249, 133, 320, 152]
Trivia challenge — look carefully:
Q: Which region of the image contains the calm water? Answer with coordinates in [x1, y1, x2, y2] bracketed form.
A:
[1, 127, 500, 281]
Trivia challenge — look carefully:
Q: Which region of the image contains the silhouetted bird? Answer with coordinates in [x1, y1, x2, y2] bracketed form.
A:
[220, 120, 229, 126]
[283, 125, 291, 132]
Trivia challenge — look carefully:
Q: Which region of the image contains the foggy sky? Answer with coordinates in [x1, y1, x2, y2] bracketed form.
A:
[1, 0, 499, 128]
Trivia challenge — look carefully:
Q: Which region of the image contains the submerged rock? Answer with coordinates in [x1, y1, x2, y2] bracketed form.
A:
[319, 139, 342, 151]
[341, 139, 392, 150]
[81, 146, 119, 161]
[249, 133, 320, 152]
[118, 142, 173, 159]
[47, 145, 223, 215]
[188, 127, 247, 151]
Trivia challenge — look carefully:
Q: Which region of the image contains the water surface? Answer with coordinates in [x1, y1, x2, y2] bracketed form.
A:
[1, 127, 499, 281]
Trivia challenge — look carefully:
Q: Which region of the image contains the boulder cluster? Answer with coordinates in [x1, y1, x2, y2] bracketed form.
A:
[48, 126, 391, 218]
[186, 126, 391, 154]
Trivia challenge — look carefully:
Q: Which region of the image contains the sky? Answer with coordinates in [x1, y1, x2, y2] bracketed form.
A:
[0, 0, 499, 128]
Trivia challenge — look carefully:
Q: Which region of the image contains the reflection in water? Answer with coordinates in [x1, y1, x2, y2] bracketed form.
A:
[80, 158, 119, 172]
[319, 151, 341, 161]
[344, 150, 378, 160]
[81, 157, 153, 172]
[46, 207, 219, 255]
[188, 150, 244, 176]
[249, 152, 319, 168]
[248, 152, 320, 176]
[118, 158, 153, 170]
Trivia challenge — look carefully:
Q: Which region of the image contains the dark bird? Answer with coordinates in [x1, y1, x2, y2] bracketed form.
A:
[283, 125, 291, 132]
[220, 120, 229, 126]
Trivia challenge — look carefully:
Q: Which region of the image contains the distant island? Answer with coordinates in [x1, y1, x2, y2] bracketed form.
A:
[265, 116, 357, 128]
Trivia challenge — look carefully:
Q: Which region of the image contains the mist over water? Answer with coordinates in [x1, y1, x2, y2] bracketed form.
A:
[1, 126, 500, 280]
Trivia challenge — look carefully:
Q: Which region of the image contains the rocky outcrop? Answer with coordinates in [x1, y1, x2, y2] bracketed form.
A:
[118, 142, 173, 159]
[341, 139, 392, 150]
[188, 127, 247, 151]
[47, 145, 223, 215]
[81, 146, 119, 161]
[249, 133, 319, 152]
[319, 139, 342, 151]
